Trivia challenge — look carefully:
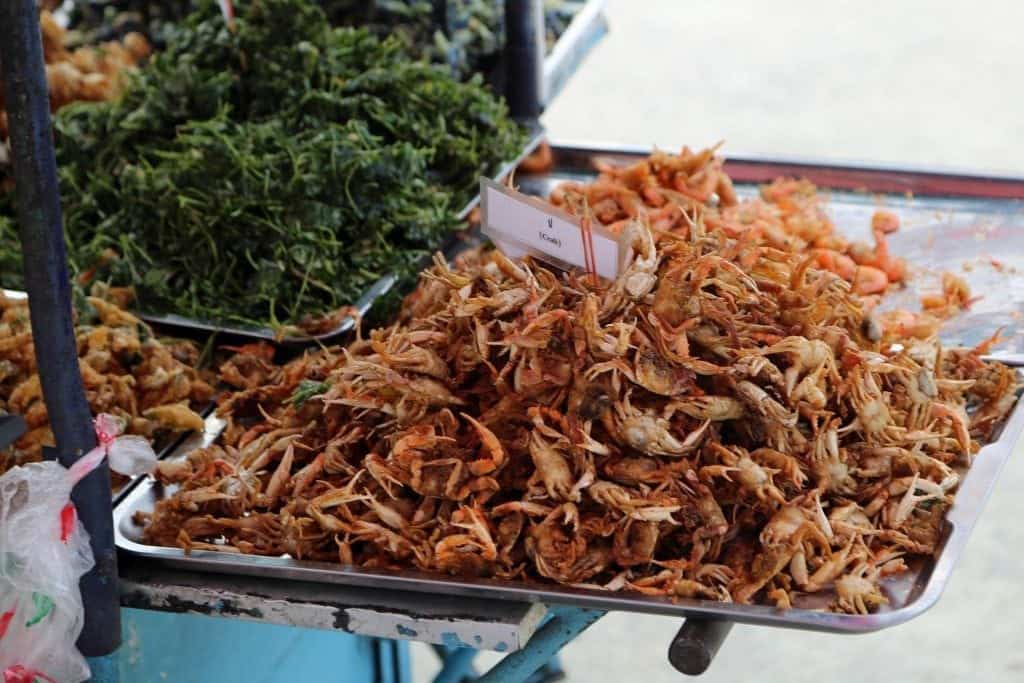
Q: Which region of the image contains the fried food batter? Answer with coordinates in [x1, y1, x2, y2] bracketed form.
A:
[0, 294, 212, 479]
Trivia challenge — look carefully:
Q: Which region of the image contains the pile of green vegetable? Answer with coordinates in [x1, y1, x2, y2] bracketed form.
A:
[0, 0, 525, 331]
[322, 1, 505, 81]
[65, 1, 506, 81]
[64, 1, 584, 83]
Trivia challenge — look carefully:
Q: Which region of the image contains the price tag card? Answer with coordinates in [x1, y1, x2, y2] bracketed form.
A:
[480, 178, 622, 280]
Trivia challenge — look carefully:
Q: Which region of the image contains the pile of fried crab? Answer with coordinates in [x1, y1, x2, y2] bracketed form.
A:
[140, 147, 1020, 614]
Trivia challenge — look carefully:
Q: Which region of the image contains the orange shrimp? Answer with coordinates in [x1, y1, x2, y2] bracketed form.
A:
[853, 265, 889, 295]
[871, 227, 907, 282]
[221, 342, 277, 362]
[878, 310, 941, 339]
[815, 249, 858, 281]
[518, 141, 554, 175]
[871, 210, 900, 234]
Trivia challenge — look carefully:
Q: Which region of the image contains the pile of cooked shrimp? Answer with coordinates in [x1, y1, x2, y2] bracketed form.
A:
[551, 145, 907, 299]
[0, 293, 211, 476]
[140, 186, 1018, 613]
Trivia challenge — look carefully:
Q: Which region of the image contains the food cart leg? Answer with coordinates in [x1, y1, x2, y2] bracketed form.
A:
[85, 654, 119, 683]
[476, 607, 603, 683]
[0, 0, 119, 668]
[667, 619, 733, 676]
[375, 637, 411, 683]
[433, 645, 478, 683]
[521, 655, 565, 683]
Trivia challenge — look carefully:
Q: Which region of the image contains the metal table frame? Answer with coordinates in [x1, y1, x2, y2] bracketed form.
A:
[117, 557, 609, 683]
[114, 557, 733, 679]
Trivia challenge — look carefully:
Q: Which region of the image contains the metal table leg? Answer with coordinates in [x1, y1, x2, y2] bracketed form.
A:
[0, 0, 119, 668]
[525, 654, 565, 683]
[476, 607, 604, 683]
[86, 654, 119, 683]
[433, 645, 478, 683]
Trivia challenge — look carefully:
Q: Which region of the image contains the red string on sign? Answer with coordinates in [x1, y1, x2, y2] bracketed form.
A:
[583, 215, 591, 274]
[586, 216, 597, 281]
[580, 211, 598, 285]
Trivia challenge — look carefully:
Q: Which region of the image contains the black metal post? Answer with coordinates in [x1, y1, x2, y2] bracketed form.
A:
[431, 0, 449, 35]
[0, 414, 27, 450]
[0, 0, 121, 661]
[504, 0, 545, 120]
[668, 619, 733, 676]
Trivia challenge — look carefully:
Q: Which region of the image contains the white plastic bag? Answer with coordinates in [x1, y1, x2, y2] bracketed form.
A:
[0, 414, 156, 683]
[94, 414, 158, 478]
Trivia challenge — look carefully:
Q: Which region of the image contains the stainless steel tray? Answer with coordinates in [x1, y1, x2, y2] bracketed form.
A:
[111, 407, 214, 506]
[115, 397, 1024, 633]
[114, 147, 1024, 631]
[134, 127, 546, 346]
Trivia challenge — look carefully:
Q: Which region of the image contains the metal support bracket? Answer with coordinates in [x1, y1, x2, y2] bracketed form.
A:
[119, 559, 546, 653]
[475, 606, 604, 683]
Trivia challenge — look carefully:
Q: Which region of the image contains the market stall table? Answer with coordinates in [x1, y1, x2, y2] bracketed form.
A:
[112, 143, 1024, 680]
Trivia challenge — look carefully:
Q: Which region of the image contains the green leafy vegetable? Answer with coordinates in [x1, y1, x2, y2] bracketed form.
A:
[322, 1, 505, 80]
[0, 0, 525, 331]
[290, 379, 329, 407]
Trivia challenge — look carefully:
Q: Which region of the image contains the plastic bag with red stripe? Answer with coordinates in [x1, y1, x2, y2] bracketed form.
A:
[0, 414, 156, 683]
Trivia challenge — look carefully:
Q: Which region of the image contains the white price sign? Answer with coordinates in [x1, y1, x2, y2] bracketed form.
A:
[480, 178, 622, 280]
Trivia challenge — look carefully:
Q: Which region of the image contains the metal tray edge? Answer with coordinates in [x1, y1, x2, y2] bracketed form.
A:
[540, 140, 1024, 187]
[111, 401, 217, 505]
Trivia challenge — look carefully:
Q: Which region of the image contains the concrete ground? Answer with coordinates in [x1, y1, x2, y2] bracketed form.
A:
[414, 2, 1024, 680]
[545, 0, 1024, 175]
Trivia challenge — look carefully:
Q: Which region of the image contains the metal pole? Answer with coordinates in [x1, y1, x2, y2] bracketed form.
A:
[667, 619, 733, 676]
[0, 414, 27, 450]
[432, 646, 477, 683]
[476, 607, 603, 683]
[504, 0, 545, 120]
[0, 0, 122, 666]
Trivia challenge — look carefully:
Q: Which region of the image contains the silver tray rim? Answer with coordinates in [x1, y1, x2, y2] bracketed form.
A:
[538, 139, 1024, 185]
